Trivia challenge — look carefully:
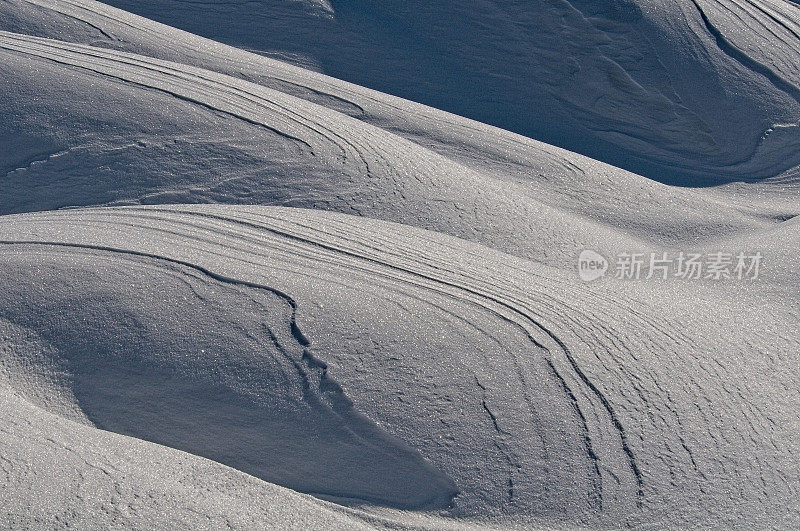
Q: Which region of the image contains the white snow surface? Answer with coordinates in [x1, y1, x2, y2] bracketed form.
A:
[0, 0, 799, 529]
[12, 0, 800, 183]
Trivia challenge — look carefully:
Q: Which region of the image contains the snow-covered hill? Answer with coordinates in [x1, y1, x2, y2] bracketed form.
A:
[1, 0, 798, 529]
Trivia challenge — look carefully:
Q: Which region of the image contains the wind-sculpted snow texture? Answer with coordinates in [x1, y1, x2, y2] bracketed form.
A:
[0, 206, 798, 529]
[1, 0, 799, 530]
[31, 0, 800, 183]
[0, 6, 794, 266]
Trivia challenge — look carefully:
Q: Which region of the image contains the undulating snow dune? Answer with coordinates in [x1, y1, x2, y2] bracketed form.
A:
[1, 1, 796, 266]
[1, 0, 798, 529]
[22, 0, 800, 184]
[1, 206, 798, 528]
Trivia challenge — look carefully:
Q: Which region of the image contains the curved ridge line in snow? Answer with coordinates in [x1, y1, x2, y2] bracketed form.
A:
[11, 0, 800, 183]
[0, 239, 458, 510]
[0, 30, 484, 189]
[130, 206, 645, 511]
[691, 0, 800, 105]
[35, 0, 601, 172]
[0, 31, 316, 151]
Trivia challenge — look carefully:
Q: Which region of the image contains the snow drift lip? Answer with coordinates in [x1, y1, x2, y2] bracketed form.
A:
[0, 240, 459, 510]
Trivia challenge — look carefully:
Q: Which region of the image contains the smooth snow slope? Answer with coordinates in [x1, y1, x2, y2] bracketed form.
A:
[45, 0, 800, 184]
[1, 205, 797, 528]
[0, 382, 378, 529]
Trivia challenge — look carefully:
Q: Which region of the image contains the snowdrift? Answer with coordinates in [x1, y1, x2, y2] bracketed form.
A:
[1, 206, 798, 528]
[31, 0, 800, 183]
[1, 16, 791, 267]
[1, 0, 799, 529]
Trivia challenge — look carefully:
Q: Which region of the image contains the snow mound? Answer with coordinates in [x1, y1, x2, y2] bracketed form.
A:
[1, 0, 799, 528]
[1, 22, 791, 267]
[0, 244, 457, 509]
[24, 0, 800, 183]
[1, 205, 798, 528]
